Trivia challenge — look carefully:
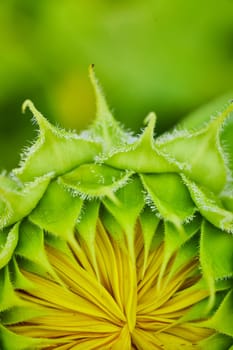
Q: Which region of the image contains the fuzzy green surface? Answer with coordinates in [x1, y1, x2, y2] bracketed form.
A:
[0, 68, 233, 349]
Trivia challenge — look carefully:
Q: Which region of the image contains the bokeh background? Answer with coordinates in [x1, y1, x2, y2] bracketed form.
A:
[1, 0, 233, 170]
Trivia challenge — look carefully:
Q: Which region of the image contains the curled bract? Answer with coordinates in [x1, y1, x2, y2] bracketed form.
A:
[0, 67, 233, 349]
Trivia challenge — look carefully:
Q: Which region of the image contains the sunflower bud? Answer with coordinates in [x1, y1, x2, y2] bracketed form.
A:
[0, 68, 233, 349]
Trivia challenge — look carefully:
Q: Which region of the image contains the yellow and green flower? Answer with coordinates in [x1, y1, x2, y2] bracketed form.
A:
[0, 68, 233, 349]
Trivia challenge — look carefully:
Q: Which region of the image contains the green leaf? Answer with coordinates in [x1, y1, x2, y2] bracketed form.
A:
[201, 220, 233, 280]
[181, 291, 227, 323]
[205, 289, 233, 337]
[157, 217, 200, 287]
[141, 173, 196, 227]
[183, 175, 233, 233]
[9, 257, 34, 290]
[199, 333, 233, 350]
[77, 200, 100, 276]
[0, 266, 20, 312]
[168, 235, 199, 276]
[150, 221, 164, 251]
[164, 215, 201, 254]
[220, 110, 233, 179]
[180, 94, 233, 130]
[221, 190, 233, 213]
[15, 220, 54, 276]
[200, 220, 233, 308]
[0, 174, 51, 229]
[89, 65, 129, 152]
[105, 113, 177, 173]
[0, 305, 46, 325]
[163, 217, 200, 268]
[15, 258, 49, 279]
[44, 233, 74, 259]
[0, 325, 49, 350]
[139, 206, 160, 276]
[0, 223, 19, 269]
[101, 208, 124, 243]
[30, 180, 83, 241]
[102, 176, 144, 261]
[14, 100, 101, 182]
[59, 163, 133, 201]
[157, 103, 233, 193]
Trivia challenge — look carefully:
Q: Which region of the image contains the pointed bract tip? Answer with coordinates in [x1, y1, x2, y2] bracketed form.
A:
[88, 64, 102, 97]
[22, 99, 34, 114]
[144, 112, 157, 127]
[216, 100, 233, 126]
[22, 100, 44, 119]
[21, 100, 49, 131]
[89, 64, 98, 86]
[88, 64, 113, 123]
[141, 112, 157, 143]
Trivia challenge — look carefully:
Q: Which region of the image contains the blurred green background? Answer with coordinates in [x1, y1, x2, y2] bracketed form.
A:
[1, 0, 233, 170]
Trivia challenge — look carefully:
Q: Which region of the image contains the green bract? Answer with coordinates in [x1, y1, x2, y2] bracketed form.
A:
[0, 67, 233, 349]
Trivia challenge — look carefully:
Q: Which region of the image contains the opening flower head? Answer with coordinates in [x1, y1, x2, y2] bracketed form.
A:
[0, 67, 233, 349]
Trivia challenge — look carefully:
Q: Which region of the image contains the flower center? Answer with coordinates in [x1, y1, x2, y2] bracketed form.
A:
[9, 220, 213, 349]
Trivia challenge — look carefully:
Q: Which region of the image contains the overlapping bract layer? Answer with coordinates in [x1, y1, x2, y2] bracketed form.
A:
[3, 221, 214, 349]
[0, 68, 233, 349]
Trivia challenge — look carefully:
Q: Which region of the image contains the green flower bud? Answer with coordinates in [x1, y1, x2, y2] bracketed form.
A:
[0, 67, 233, 349]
